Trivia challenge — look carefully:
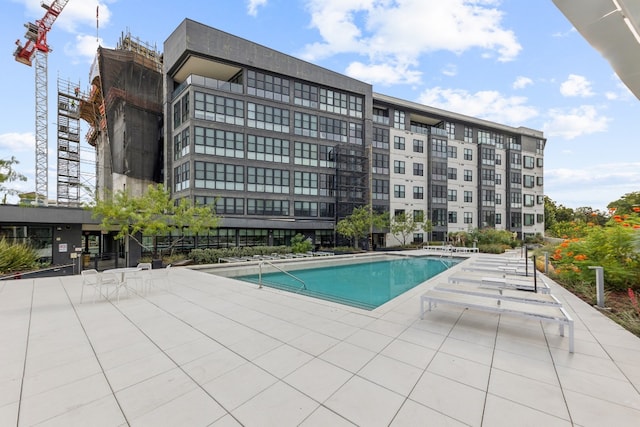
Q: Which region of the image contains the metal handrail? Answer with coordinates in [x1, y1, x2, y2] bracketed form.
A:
[258, 260, 307, 291]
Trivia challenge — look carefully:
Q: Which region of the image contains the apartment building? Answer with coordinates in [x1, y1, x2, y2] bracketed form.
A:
[162, 19, 545, 249]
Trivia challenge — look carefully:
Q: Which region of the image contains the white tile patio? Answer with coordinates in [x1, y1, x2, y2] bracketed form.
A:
[1, 252, 640, 426]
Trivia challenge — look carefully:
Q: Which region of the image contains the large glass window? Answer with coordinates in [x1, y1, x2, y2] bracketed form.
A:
[349, 122, 363, 145]
[195, 196, 244, 215]
[373, 127, 390, 149]
[294, 171, 318, 195]
[413, 186, 424, 200]
[194, 91, 244, 125]
[194, 162, 244, 190]
[320, 88, 348, 115]
[247, 102, 290, 133]
[464, 169, 473, 182]
[294, 82, 318, 108]
[464, 148, 473, 160]
[413, 163, 423, 176]
[413, 139, 424, 153]
[294, 141, 318, 166]
[174, 162, 190, 192]
[432, 139, 447, 158]
[247, 167, 290, 194]
[448, 189, 457, 201]
[247, 199, 290, 216]
[294, 201, 318, 217]
[194, 127, 244, 158]
[394, 136, 405, 150]
[393, 110, 406, 129]
[247, 135, 290, 163]
[247, 70, 290, 102]
[372, 153, 389, 174]
[319, 116, 347, 142]
[394, 185, 405, 198]
[394, 160, 405, 175]
[294, 112, 318, 137]
[372, 179, 389, 200]
[174, 128, 190, 160]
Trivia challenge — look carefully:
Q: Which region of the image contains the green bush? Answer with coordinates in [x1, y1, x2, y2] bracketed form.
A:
[290, 234, 312, 253]
[0, 239, 39, 274]
[478, 243, 510, 254]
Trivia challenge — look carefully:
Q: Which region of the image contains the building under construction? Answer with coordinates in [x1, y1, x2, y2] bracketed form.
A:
[80, 33, 163, 198]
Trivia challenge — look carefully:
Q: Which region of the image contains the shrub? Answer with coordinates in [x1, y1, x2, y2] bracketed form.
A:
[290, 234, 312, 253]
[0, 238, 39, 274]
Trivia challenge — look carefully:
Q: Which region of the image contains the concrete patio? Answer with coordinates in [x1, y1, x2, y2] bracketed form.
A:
[2, 252, 640, 426]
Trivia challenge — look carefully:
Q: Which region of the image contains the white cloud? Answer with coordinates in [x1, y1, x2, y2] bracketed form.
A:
[543, 105, 609, 139]
[247, 0, 268, 16]
[512, 76, 533, 89]
[0, 132, 34, 152]
[14, 1, 112, 33]
[301, 0, 521, 85]
[345, 61, 422, 86]
[417, 87, 538, 125]
[545, 162, 640, 209]
[560, 74, 594, 97]
[442, 64, 458, 77]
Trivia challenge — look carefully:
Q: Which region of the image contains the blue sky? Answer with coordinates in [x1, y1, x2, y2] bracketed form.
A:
[1, 0, 639, 210]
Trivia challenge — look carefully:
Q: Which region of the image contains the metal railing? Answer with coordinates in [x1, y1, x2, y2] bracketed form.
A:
[258, 260, 307, 291]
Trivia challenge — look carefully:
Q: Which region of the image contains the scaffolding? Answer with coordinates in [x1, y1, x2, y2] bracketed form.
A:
[57, 77, 95, 206]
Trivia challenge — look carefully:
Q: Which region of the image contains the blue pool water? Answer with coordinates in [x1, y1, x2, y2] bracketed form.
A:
[237, 256, 459, 310]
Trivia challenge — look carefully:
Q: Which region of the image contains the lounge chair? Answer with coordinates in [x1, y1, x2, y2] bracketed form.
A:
[420, 289, 574, 352]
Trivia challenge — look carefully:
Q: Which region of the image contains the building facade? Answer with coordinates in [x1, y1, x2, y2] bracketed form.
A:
[161, 19, 545, 248]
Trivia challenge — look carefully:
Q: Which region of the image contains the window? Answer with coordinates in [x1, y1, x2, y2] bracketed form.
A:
[537, 157, 544, 167]
[537, 195, 544, 205]
[448, 211, 457, 223]
[319, 116, 347, 142]
[413, 186, 424, 199]
[482, 189, 495, 206]
[511, 212, 522, 228]
[373, 107, 389, 124]
[294, 82, 318, 108]
[523, 175, 535, 188]
[174, 128, 190, 160]
[203, 197, 244, 215]
[464, 191, 473, 203]
[432, 139, 447, 158]
[464, 148, 473, 160]
[294, 141, 318, 166]
[394, 209, 405, 217]
[413, 163, 423, 176]
[320, 203, 335, 217]
[447, 145, 457, 158]
[247, 102, 290, 133]
[294, 112, 318, 137]
[523, 155, 535, 169]
[174, 162, 190, 192]
[413, 210, 424, 222]
[413, 233, 424, 244]
[495, 173, 502, 185]
[464, 169, 473, 182]
[464, 212, 473, 224]
[394, 110, 406, 129]
[432, 209, 446, 226]
[319, 145, 335, 168]
[495, 213, 502, 224]
[478, 130, 492, 145]
[394, 160, 405, 174]
[432, 162, 447, 181]
[373, 127, 390, 149]
[173, 93, 189, 129]
[247, 70, 290, 102]
[446, 122, 456, 140]
[372, 179, 389, 200]
[510, 152, 522, 169]
[194, 127, 244, 158]
[510, 192, 522, 208]
[447, 167, 457, 180]
[509, 136, 521, 150]
[394, 184, 405, 198]
[496, 193, 502, 205]
[372, 153, 389, 174]
[481, 169, 495, 186]
[481, 147, 495, 165]
[432, 185, 446, 204]
[194, 162, 244, 191]
[194, 92, 244, 125]
[349, 122, 363, 145]
[320, 88, 348, 115]
[247, 199, 290, 216]
[294, 171, 318, 195]
[294, 201, 318, 217]
[319, 173, 335, 197]
[537, 176, 544, 186]
[537, 214, 544, 223]
[495, 153, 501, 165]
[510, 172, 522, 188]
[348, 95, 364, 118]
[247, 135, 289, 163]
[413, 139, 424, 153]
[448, 189, 457, 201]
[394, 136, 405, 150]
[247, 167, 290, 194]
[523, 194, 535, 207]
[464, 126, 473, 142]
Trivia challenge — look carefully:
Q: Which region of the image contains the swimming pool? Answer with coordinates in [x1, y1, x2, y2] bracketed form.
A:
[236, 256, 459, 310]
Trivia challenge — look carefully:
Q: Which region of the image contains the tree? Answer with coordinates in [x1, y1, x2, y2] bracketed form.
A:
[0, 157, 27, 203]
[608, 191, 640, 216]
[290, 233, 312, 253]
[390, 211, 422, 246]
[90, 184, 219, 257]
[336, 205, 387, 249]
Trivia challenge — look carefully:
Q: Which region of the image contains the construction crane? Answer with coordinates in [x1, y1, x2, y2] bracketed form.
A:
[13, 0, 70, 204]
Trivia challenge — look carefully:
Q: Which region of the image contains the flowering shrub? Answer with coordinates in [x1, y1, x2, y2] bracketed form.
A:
[548, 212, 640, 291]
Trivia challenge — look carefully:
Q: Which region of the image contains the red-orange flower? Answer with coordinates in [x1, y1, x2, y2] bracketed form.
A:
[574, 254, 587, 261]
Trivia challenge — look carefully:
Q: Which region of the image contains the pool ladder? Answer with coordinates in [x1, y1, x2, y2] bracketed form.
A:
[258, 260, 307, 291]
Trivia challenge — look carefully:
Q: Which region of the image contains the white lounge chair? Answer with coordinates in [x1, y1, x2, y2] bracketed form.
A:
[420, 289, 574, 352]
[80, 269, 120, 303]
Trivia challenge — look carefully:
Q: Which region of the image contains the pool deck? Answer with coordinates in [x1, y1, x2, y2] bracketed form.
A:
[2, 250, 640, 426]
